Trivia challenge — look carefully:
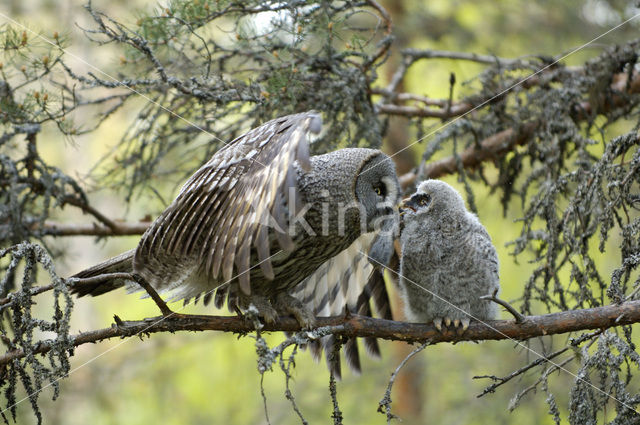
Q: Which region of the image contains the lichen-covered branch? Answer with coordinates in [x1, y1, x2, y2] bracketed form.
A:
[399, 122, 538, 187]
[2, 300, 640, 368]
[398, 67, 640, 187]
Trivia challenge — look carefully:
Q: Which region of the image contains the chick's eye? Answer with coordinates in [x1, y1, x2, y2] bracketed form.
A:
[419, 194, 431, 206]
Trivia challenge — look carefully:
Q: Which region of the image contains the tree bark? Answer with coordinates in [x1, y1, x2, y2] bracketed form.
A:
[3, 300, 639, 367]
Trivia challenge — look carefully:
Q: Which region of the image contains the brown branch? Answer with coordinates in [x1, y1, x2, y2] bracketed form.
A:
[37, 220, 150, 236]
[375, 61, 571, 120]
[3, 300, 640, 368]
[376, 73, 551, 118]
[61, 196, 119, 230]
[480, 289, 526, 323]
[377, 102, 475, 119]
[129, 273, 175, 317]
[397, 69, 640, 188]
[370, 89, 448, 107]
[402, 48, 529, 67]
[399, 122, 538, 188]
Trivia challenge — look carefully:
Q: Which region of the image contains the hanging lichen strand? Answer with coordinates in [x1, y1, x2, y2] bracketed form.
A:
[0, 244, 73, 424]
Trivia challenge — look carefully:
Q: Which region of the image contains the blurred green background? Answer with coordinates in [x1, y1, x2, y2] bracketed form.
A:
[2, 0, 639, 423]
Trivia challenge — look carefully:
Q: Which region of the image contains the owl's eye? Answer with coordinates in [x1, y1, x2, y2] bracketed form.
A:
[373, 184, 386, 196]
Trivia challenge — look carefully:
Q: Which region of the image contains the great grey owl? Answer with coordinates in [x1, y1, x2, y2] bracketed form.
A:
[398, 179, 499, 334]
[71, 112, 398, 340]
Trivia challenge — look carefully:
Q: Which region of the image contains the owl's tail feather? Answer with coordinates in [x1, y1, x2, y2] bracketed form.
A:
[319, 267, 394, 379]
[70, 249, 135, 297]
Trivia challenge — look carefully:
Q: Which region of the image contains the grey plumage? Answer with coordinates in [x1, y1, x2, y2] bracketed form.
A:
[290, 233, 394, 377]
[72, 111, 399, 332]
[398, 179, 499, 333]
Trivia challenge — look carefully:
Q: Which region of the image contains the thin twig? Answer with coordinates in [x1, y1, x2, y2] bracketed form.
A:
[62, 196, 119, 230]
[70, 272, 174, 317]
[260, 373, 271, 425]
[378, 341, 430, 423]
[473, 329, 603, 397]
[474, 346, 568, 397]
[480, 289, 526, 323]
[36, 220, 150, 236]
[402, 48, 528, 67]
[329, 370, 343, 425]
[129, 273, 174, 316]
[279, 345, 308, 424]
[507, 356, 575, 411]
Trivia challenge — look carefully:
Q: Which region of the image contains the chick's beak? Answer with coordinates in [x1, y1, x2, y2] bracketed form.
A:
[399, 197, 416, 215]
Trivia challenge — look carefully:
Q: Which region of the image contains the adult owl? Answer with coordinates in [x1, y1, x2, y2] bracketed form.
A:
[398, 179, 500, 334]
[72, 112, 398, 335]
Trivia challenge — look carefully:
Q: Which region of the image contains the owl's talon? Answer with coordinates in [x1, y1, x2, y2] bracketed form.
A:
[260, 308, 279, 325]
[433, 318, 443, 332]
[240, 295, 278, 328]
[444, 317, 452, 327]
[453, 319, 460, 328]
[461, 318, 470, 332]
[274, 293, 316, 329]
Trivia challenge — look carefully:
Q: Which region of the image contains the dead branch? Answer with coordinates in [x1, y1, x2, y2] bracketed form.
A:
[376, 102, 475, 119]
[399, 122, 538, 187]
[402, 48, 529, 66]
[378, 341, 429, 423]
[2, 300, 640, 368]
[398, 68, 640, 188]
[472, 329, 603, 398]
[37, 220, 150, 236]
[61, 196, 119, 230]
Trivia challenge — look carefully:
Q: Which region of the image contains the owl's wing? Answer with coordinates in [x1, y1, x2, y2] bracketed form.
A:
[291, 233, 393, 378]
[136, 111, 321, 294]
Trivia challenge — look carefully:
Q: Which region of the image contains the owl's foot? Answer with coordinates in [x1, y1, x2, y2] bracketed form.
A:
[454, 318, 470, 336]
[432, 317, 470, 335]
[433, 318, 443, 332]
[274, 293, 316, 329]
[241, 295, 279, 327]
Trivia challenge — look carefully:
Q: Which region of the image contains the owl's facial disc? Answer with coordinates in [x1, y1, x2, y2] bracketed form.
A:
[355, 156, 399, 232]
[372, 175, 398, 215]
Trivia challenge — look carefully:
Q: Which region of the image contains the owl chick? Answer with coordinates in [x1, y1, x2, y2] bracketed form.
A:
[398, 180, 499, 334]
